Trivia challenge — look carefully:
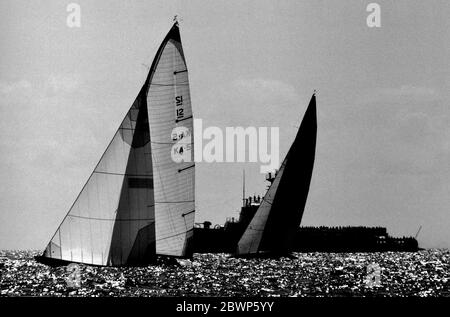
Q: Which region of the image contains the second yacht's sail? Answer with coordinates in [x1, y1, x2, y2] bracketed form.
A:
[237, 94, 317, 255]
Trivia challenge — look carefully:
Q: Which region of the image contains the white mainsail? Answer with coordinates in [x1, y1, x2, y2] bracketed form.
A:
[147, 24, 195, 257]
[41, 22, 194, 266]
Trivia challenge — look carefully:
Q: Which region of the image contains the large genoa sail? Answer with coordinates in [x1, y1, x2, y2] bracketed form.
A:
[41, 85, 154, 266]
[39, 22, 194, 266]
[236, 94, 317, 255]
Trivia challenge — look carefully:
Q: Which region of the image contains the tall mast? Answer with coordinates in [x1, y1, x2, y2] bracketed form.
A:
[242, 169, 246, 207]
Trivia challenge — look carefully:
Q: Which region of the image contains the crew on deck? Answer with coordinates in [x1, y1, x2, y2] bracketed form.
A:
[244, 195, 262, 206]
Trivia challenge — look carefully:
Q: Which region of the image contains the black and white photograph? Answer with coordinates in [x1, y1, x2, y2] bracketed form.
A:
[0, 0, 449, 310]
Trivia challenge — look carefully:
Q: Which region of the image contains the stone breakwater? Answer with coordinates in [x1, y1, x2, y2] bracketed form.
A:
[0, 250, 449, 297]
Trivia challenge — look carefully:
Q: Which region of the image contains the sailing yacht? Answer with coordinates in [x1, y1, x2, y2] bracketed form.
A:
[37, 22, 195, 266]
[236, 93, 317, 256]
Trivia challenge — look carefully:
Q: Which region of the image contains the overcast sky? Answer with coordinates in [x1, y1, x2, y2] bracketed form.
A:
[1, 0, 449, 250]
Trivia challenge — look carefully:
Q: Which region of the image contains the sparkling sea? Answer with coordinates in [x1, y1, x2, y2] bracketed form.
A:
[1, 250, 449, 297]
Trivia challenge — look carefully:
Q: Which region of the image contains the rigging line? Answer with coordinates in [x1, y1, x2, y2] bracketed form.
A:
[93, 171, 153, 177]
[68, 214, 155, 222]
[155, 200, 194, 204]
[128, 126, 138, 249]
[88, 171, 94, 259]
[155, 228, 194, 242]
[151, 141, 177, 145]
[119, 113, 132, 265]
[58, 229, 62, 259]
[150, 83, 189, 86]
[147, 116, 193, 124]
[142, 123, 153, 235]
[119, 127, 149, 131]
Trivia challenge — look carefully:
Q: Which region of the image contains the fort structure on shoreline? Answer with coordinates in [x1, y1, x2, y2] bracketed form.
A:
[193, 198, 419, 253]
